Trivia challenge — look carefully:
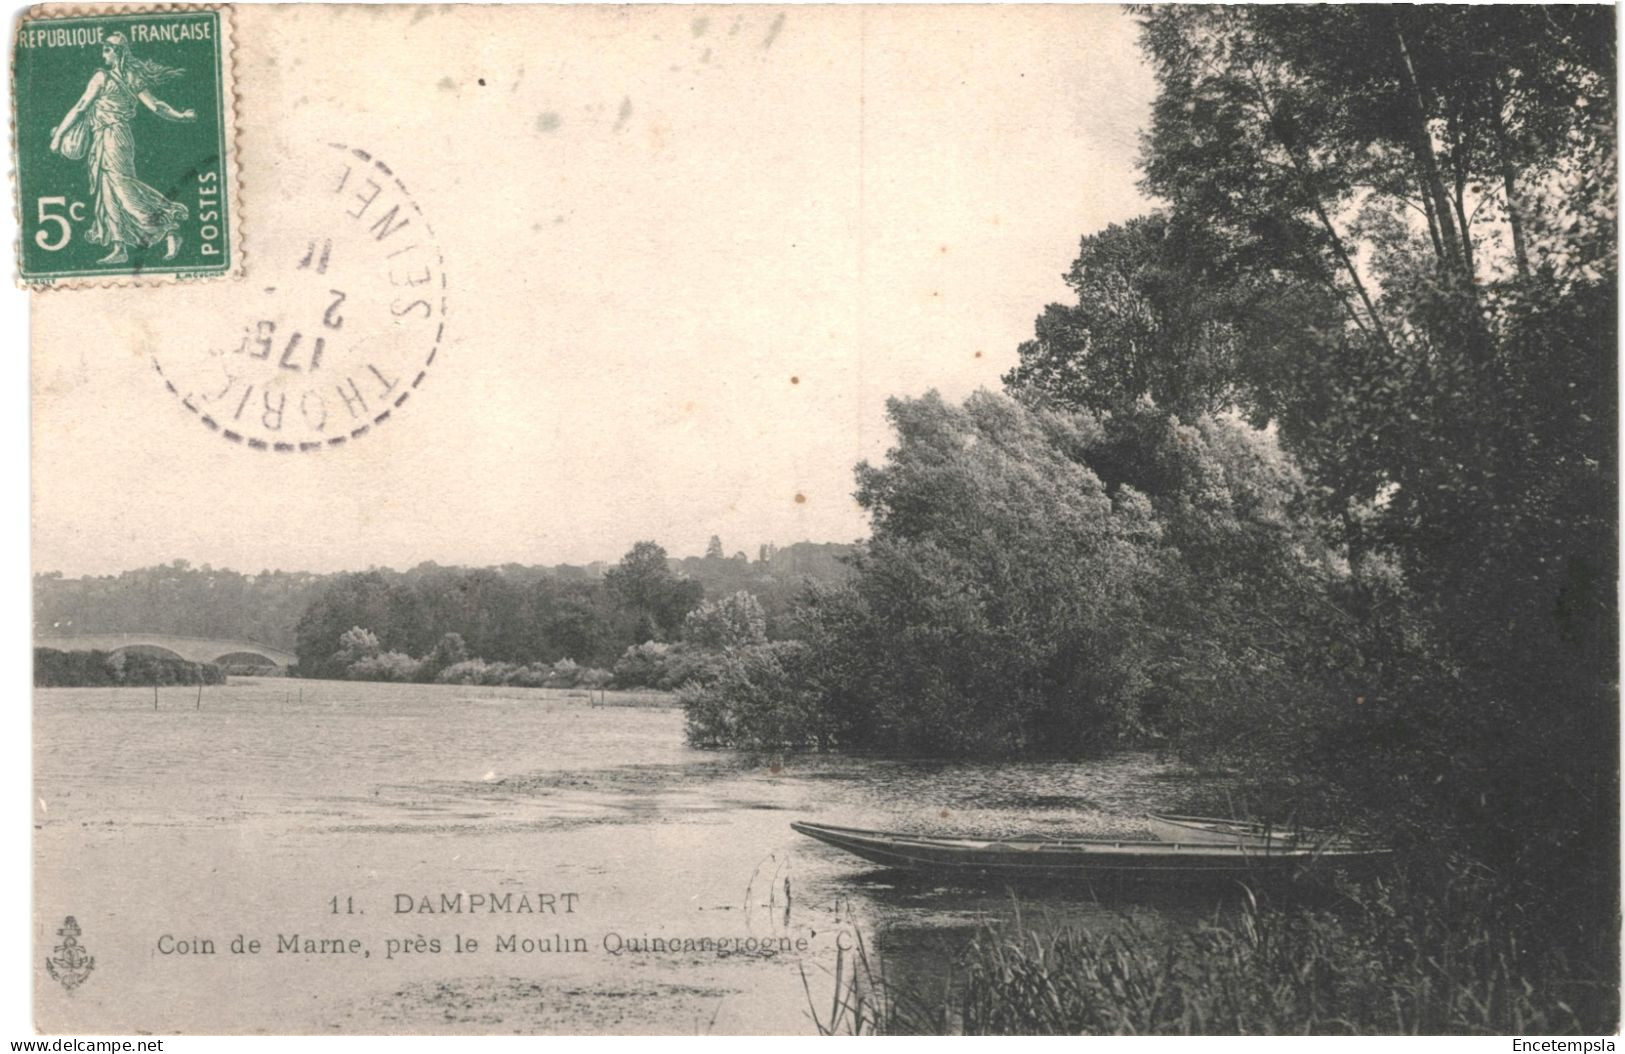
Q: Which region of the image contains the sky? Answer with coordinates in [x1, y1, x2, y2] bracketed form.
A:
[29, 4, 1157, 576]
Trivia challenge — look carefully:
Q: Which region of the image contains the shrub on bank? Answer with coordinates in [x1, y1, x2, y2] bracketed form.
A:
[544, 658, 582, 688]
[680, 642, 830, 750]
[576, 665, 613, 689]
[390, 655, 614, 691]
[34, 648, 225, 687]
[656, 645, 726, 690]
[347, 650, 423, 682]
[325, 626, 613, 691]
[611, 641, 726, 691]
[506, 663, 552, 688]
[326, 623, 663, 693]
[437, 659, 501, 685]
[610, 641, 670, 688]
[221, 663, 286, 677]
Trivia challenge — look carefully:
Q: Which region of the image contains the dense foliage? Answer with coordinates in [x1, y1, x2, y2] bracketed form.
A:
[685, 7, 1617, 1016]
[1004, 2, 1617, 914]
[35, 647, 225, 688]
[685, 393, 1377, 759]
[681, 641, 830, 750]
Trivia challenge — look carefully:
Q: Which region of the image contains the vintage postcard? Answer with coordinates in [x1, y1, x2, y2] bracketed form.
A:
[20, 2, 1619, 1040]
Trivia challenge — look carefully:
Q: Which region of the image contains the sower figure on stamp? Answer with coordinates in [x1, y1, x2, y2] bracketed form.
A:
[49, 32, 196, 265]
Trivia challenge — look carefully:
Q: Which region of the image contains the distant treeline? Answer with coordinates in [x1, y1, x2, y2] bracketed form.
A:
[35, 648, 226, 688]
[36, 566, 322, 651]
[34, 541, 853, 654]
[296, 545, 795, 684]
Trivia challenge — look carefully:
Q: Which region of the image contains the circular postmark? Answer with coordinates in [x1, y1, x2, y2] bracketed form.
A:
[153, 143, 445, 450]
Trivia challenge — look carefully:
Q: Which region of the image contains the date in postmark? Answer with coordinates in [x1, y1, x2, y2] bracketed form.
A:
[13, 6, 238, 285]
[153, 143, 446, 450]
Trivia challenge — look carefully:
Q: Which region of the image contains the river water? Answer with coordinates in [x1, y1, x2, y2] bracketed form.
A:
[35, 679, 1222, 1034]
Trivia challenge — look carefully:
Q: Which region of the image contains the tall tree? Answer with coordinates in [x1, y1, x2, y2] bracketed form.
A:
[1012, 6, 1617, 904]
[792, 390, 1348, 757]
[604, 541, 704, 642]
[292, 571, 400, 676]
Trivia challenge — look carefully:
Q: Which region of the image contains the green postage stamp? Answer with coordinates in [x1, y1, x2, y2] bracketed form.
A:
[13, 6, 238, 285]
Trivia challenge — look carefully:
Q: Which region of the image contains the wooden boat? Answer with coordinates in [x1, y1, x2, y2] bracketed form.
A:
[791, 821, 1390, 881]
[1146, 813, 1349, 848]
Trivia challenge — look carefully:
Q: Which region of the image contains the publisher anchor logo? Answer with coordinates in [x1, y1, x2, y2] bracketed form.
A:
[46, 916, 95, 991]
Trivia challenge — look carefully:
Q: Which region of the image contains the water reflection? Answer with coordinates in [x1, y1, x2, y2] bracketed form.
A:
[36, 678, 1238, 1034]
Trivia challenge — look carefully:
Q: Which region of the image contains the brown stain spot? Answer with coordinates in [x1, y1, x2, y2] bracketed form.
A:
[769, 760, 783, 775]
[763, 12, 785, 48]
[794, 492, 806, 504]
[974, 351, 983, 359]
[939, 244, 949, 254]
[683, 401, 696, 413]
[478, 78, 486, 87]
[939, 809, 950, 819]
[790, 376, 799, 385]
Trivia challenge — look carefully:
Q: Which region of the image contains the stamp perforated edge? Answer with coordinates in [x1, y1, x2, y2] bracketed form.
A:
[10, 2, 244, 290]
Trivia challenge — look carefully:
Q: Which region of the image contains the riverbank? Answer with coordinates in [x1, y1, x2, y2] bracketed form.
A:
[814, 863, 1617, 1035]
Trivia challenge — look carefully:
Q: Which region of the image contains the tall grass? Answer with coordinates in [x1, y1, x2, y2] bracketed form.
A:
[810, 866, 1617, 1035]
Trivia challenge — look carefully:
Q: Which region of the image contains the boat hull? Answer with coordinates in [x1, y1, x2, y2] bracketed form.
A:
[791, 822, 1389, 882]
[1146, 813, 1335, 848]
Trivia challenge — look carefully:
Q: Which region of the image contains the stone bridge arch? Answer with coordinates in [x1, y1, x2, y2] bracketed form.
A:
[34, 633, 297, 669]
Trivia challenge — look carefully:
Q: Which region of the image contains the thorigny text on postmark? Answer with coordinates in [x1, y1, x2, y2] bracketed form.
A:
[153, 143, 447, 450]
[13, 7, 239, 285]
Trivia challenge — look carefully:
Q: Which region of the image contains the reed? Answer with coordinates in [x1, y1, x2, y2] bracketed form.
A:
[813, 868, 1616, 1035]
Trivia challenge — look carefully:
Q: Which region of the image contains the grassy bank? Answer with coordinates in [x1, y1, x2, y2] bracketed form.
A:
[810, 864, 1618, 1035]
[34, 647, 225, 688]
